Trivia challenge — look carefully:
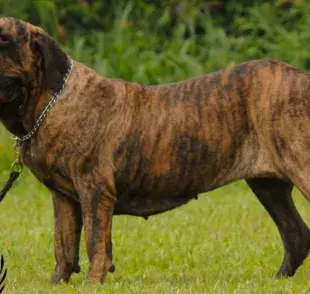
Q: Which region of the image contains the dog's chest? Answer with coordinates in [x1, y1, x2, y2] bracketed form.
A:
[21, 141, 77, 198]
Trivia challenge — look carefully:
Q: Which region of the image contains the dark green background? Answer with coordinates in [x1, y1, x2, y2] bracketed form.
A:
[1, 0, 309, 85]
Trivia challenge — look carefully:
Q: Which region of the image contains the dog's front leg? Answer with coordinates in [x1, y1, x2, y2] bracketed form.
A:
[76, 172, 116, 284]
[50, 190, 82, 284]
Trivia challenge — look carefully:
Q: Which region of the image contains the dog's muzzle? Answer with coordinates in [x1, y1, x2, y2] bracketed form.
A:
[0, 75, 23, 104]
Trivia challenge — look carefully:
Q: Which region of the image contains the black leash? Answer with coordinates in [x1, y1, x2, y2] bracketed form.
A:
[0, 143, 23, 202]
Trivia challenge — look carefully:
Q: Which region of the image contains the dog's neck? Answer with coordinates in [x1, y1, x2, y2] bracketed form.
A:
[16, 58, 72, 141]
[22, 88, 52, 134]
[0, 59, 123, 143]
[22, 74, 49, 134]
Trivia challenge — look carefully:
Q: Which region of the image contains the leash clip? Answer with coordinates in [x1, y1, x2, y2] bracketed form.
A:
[11, 159, 23, 174]
[12, 140, 23, 173]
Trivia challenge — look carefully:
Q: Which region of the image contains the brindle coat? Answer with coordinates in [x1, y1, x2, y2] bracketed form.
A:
[0, 17, 310, 284]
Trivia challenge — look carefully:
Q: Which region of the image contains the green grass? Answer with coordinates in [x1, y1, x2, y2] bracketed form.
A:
[0, 132, 310, 293]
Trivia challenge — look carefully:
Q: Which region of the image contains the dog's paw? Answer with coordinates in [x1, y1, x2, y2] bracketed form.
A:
[51, 271, 70, 284]
[276, 265, 295, 278]
[51, 264, 81, 284]
[108, 264, 116, 273]
[73, 264, 81, 273]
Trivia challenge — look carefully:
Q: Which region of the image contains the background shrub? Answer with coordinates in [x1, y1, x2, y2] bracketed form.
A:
[1, 0, 309, 83]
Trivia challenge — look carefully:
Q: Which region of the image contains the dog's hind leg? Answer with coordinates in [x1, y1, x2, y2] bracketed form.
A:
[50, 190, 83, 284]
[246, 177, 310, 277]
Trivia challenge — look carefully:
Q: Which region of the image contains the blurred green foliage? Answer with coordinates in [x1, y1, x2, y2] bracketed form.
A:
[0, 0, 310, 84]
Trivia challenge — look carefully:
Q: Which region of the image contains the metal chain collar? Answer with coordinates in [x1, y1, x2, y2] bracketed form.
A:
[12, 59, 74, 145]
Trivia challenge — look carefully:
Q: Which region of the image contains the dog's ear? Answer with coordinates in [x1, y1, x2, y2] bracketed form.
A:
[32, 32, 69, 91]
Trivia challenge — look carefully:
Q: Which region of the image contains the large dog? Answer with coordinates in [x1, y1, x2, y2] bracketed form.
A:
[0, 17, 309, 284]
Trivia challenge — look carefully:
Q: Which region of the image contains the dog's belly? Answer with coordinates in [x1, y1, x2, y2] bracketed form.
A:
[114, 188, 199, 217]
[113, 169, 230, 217]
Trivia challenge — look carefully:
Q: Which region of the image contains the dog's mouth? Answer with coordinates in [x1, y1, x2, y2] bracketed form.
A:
[0, 75, 23, 104]
[0, 90, 13, 103]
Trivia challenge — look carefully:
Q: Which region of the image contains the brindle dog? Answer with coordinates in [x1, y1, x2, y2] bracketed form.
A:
[0, 17, 310, 284]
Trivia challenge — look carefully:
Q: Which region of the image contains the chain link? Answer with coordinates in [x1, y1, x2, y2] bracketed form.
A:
[12, 59, 74, 144]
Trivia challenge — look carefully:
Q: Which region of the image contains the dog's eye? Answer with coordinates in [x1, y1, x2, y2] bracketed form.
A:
[0, 35, 11, 45]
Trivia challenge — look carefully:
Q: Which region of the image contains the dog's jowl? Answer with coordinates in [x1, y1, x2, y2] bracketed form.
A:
[0, 17, 310, 284]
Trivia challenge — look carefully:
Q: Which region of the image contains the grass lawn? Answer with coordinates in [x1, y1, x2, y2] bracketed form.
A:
[1, 131, 310, 293]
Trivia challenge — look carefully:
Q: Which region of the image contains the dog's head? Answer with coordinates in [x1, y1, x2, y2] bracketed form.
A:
[0, 17, 69, 135]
